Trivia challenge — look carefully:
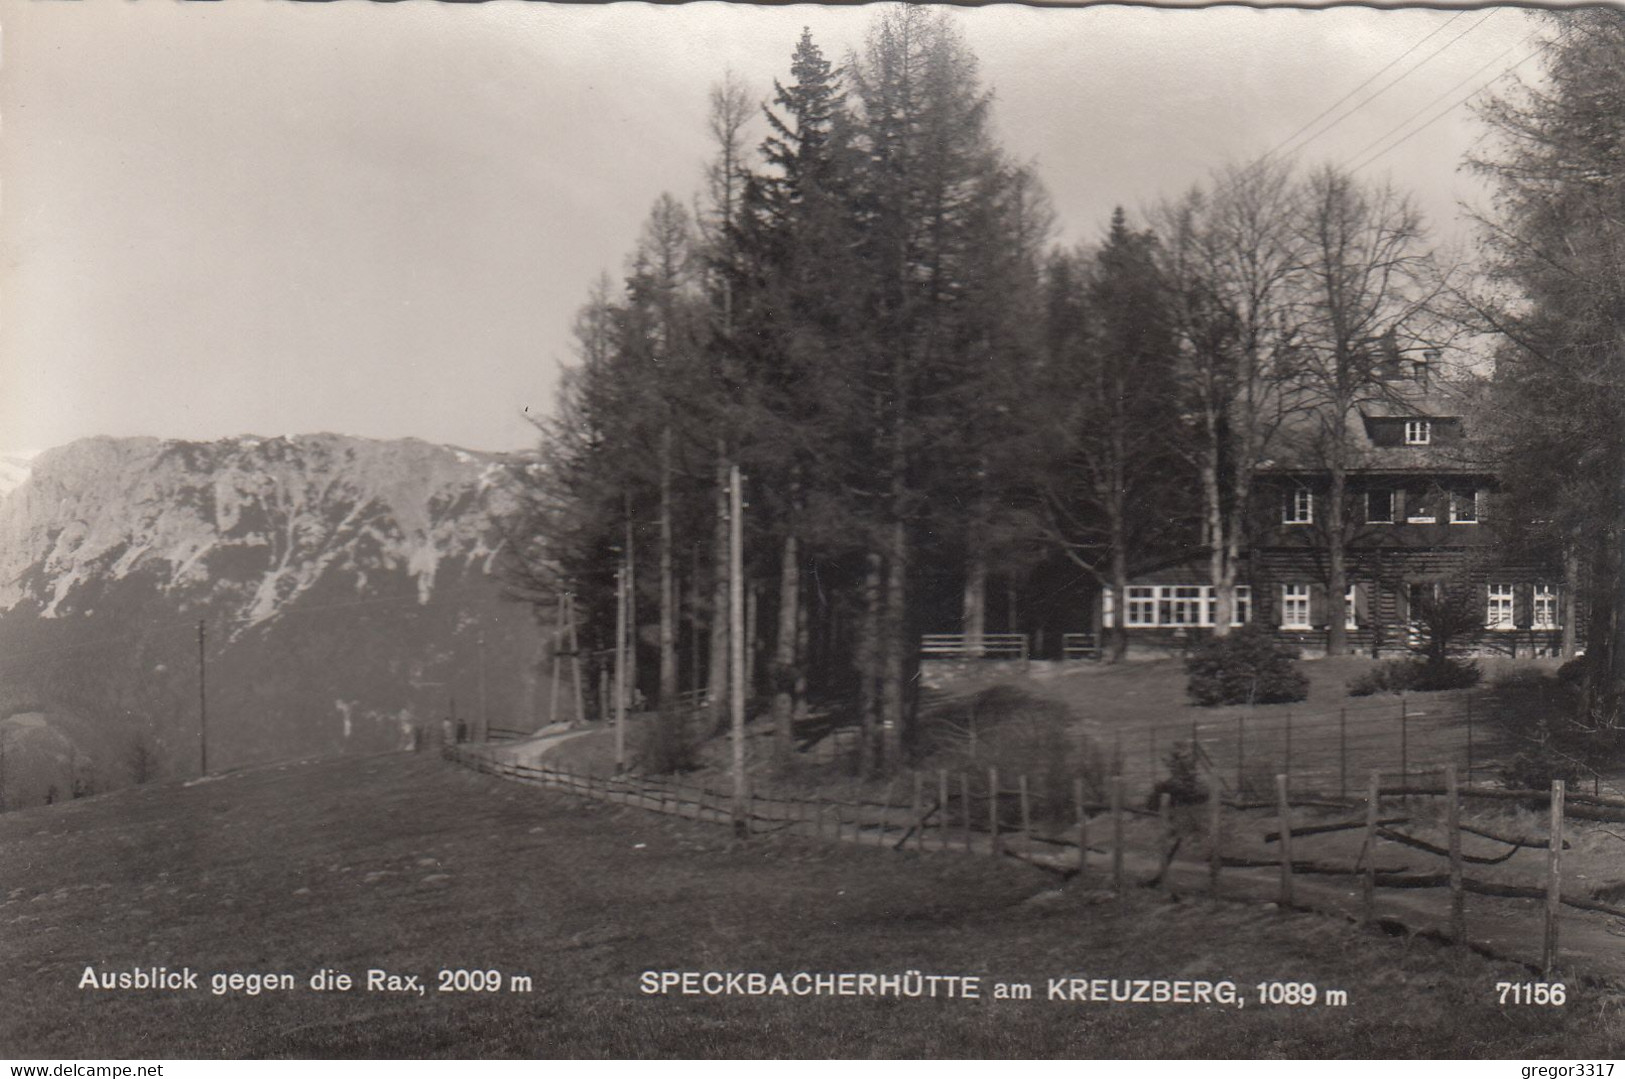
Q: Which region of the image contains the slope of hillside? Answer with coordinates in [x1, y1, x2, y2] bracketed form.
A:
[0, 752, 1612, 1058]
[0, 434, 555, 803]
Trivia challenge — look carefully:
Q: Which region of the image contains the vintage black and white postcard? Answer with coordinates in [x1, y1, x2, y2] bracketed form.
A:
[1, 0, 1620, 1063]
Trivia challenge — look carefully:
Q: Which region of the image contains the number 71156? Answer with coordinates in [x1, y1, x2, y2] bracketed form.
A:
[1497, 981, 1566, 1006]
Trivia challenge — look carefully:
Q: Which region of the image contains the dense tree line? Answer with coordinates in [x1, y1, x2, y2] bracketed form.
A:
[508, 8, 1621, 771]
[1471, 9, 1625, 742]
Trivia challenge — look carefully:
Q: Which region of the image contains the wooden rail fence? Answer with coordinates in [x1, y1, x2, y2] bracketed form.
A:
[444, 744, 1625, 975]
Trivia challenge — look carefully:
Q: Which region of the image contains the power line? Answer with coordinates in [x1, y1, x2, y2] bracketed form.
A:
[1263, 11, 1466, 162]
[1271, 10, 1498, 163]
[1344, 30, 1538, 170]
[1349, 34, 1558, 173]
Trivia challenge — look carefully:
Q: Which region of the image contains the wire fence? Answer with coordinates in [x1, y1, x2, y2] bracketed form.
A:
[443, 738, 1625, 976]
[1064, 695, 1622, 804]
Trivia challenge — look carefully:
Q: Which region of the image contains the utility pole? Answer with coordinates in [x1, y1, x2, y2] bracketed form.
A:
[197, 619, 208, 776]
[566, 593, 586, 727]
[548, 593, 564, 726]
[614, 564, 628, 772]
[730, 464, 747, 837]
[624, 509, 636, 713]
[476, 630, 488, 743]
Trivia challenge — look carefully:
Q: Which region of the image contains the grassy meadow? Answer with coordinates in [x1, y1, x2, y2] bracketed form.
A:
[1, 749, 1620, 1058]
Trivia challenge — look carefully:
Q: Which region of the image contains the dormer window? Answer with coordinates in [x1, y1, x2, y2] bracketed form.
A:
[1283, 487, 1313, 525]
[1405, 420, 1432, 445]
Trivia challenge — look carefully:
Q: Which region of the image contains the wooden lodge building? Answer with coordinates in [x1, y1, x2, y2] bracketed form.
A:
[1103, 353, 1579, 659]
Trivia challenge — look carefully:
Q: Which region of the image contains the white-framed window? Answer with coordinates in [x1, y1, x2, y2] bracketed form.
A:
[1117, 585, 1252, 629]
[1366, 489, 1394, 524]
[1125, 586, 1157, 628]
[1345, 584, 1359, 630]
[1281, 584, 1312, 629]
[1407, 487, 1438, 524]
[1405, 419, 1432, 445]
[1487, 583, 1515, 629]
[1449, 490, 1480, 524]
[1168, 586, 1204, 626]
[1533, 585, 1559, 630]
[1283, 487, 1313, 525]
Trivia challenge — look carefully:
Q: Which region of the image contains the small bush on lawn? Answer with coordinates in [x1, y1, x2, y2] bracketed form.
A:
[636, 706, 703, 774]
[914, 685, 1106, 820]
[1413, 657, 1481, 691]
[1347, 659, 1414, 697]
[1493, 665, 1551, 690]
[1146, 741, 1209, 810]
[1347, 657, 1480, 697]
[1185, 626, 1307, 706]
[1500, 728, 1581, 795]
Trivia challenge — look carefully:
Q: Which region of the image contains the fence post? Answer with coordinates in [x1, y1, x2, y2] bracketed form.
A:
[989, 767, 1002, 858]
[1363, 772, 1379, 926]
[1339, 707, 1347, 801]
[1110, 774, 1124, 898]
[1400, 698, 1409, 799]
[1208, 786, 1222, 895]
[1074, 777, 1088, 881]
[961, 773, 972, 853]
[1276, 773, 1294, 909]
[1543, 779, 1565, 976]
[1447, 765, 1465, 943]
[1019, 775, 1032, 846]
[1158, 791, 1173, 885]
[1284, 710, 1293, 783]
[1466, 694, 1475, 786]
[912, 772, 924, 851]
[1236, 715, 1245, 796]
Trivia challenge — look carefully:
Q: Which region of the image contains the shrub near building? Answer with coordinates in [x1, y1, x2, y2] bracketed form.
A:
[1185, 626, 1309, 706]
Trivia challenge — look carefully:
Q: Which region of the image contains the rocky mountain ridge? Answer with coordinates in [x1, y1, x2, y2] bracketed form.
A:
[0, 433, 554, 807]
[0, 434, 512, 624]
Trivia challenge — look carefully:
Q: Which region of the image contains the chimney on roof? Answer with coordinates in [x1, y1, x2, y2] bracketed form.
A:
[1375, 331, 1403, 381]
[1413, 348, 1437, 389]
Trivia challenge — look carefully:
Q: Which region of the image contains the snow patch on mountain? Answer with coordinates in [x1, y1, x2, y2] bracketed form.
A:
[0, 434, 516, 626]
[0, 453, 35, 499]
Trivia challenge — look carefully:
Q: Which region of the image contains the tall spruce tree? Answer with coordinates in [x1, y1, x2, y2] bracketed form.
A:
[1472, 11, 1625, 730]
[1036, 210, 1187, 662]
[742, 29, 866, 761]
[846, 6, 1013, 760]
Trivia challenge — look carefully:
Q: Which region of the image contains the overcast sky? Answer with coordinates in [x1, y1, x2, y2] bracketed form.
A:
[0, 2, 1544, 460]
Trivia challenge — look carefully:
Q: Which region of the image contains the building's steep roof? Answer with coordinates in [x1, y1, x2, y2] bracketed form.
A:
[1259, 371, 1495, 476]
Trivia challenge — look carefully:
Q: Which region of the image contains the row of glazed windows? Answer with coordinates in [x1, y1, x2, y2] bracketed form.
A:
[1277, 582, 1559, 630]
[1282, 488, 1482, 526]
[1107, 585, 1253, 628]
[1111, 583, 1560, 630]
